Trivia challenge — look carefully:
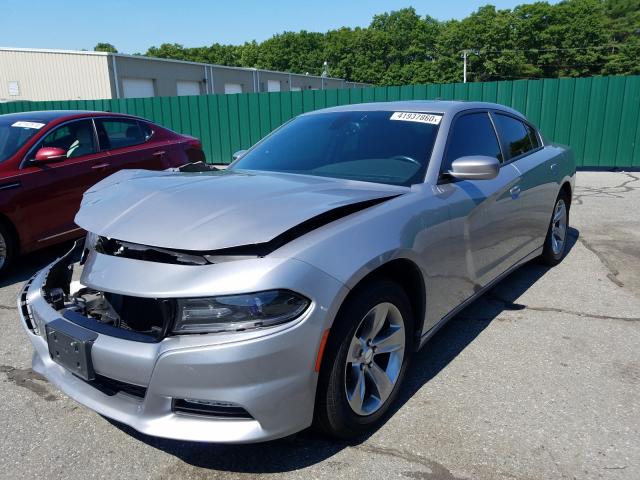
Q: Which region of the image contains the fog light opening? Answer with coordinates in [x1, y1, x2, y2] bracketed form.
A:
[172, 398, 253, 419]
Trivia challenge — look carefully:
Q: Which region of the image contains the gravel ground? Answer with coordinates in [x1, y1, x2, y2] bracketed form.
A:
[1, 171, 638, 480]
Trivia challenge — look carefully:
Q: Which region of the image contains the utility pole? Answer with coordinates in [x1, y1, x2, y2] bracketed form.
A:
[462, 50, 468, 83]
[461, 49, 478, 83]
[321, 61, 329, 90]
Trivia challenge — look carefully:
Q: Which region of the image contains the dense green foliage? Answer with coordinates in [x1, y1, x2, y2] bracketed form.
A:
[143, 0, 639, 84]
[94, 43, 118, 53]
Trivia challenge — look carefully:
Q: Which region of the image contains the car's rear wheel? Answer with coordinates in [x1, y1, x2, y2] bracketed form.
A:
[539, 190, 570, 266]
[314, 279, 414, 439]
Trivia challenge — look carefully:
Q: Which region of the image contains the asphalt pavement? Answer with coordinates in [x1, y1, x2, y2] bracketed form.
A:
[1, 171, 639, 480]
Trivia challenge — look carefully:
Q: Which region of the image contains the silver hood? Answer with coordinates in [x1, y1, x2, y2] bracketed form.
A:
[75, 169, 406, 251]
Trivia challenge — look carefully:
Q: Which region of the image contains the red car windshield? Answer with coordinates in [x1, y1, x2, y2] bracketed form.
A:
[0, 118, 48, 163]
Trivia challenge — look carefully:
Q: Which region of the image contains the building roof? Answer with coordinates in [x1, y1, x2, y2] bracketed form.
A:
[0, 47, 361, 83]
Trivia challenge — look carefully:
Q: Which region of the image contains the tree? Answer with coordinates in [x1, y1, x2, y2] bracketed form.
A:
[143, 1, 640, 85]
[602, 0, 640, 74]
[94, 43, 117, 53]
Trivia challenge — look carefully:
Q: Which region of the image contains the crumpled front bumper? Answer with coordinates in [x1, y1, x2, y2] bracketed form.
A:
[18, 252, 348, 443]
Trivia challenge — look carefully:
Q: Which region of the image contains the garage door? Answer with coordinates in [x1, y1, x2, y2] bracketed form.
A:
[177, 80, 201, 96]
[122, 78, 155, 98]
[267, 80, 281, 92]
[224, 83, 243, 94]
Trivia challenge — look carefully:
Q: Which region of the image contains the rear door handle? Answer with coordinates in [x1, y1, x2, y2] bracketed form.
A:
[91, 162, 110, 170]
[153, 151, 166, 157]
[509, 185, 521, 198]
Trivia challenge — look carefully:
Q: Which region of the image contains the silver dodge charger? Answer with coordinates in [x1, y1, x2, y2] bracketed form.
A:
[18, 101, 575, 443]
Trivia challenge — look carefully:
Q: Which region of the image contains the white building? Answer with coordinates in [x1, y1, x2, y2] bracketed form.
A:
[0, 47, 367, 102]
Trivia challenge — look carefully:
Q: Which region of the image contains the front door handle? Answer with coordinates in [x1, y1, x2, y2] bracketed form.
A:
[91, 162, 110, 170]
[152, 151, 166, 157]
[509, 185, 521, 198]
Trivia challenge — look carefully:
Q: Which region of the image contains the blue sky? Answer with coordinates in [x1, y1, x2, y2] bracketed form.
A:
[2, 0, 559, 54]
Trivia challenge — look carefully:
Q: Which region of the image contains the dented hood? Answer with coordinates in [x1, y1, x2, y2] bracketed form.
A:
[75, 169, 406, 251]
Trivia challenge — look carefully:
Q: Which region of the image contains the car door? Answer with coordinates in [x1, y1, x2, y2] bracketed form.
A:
[15, 119, 106, 246]
[94, 118, 169, 174]
[492, 113, 559, 254]
[437, 111, 524, 307]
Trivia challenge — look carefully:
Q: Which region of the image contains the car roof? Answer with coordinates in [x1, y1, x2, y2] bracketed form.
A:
[0, 110, 140, 123]
[306, 100, 525, 119]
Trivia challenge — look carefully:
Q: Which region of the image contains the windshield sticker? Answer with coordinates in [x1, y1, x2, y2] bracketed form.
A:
[390, 112, 442, 125]
[11, 121, 45, 129]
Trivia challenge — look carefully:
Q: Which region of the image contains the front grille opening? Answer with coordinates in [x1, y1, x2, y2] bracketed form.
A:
[86, 374, 147, 399]
[67, 288, 174, 341]
[19, 278, 37, 333]
[172, 398, 253, 419]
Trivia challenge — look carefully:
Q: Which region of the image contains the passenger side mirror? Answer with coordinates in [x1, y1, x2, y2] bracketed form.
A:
[448, 155, 499, 180]
[232, 149, 247, 161]
[34, 147, 67, 163]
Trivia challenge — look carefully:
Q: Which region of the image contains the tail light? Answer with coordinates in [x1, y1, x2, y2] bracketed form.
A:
[185, 138, 205, 162]
[187, 138, 202, 150]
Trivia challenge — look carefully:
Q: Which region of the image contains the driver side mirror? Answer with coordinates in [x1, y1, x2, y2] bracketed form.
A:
[448, 155, 499, 180]
[232, 149, 247, 161]
[34, 147, 67, 163]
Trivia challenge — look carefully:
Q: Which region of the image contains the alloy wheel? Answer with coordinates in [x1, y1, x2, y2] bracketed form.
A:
[0, 231, 6, 271]
[344, 302, 405, 416]
[551, 199, 568, 256]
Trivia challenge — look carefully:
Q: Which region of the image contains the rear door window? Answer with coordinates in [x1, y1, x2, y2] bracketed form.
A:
[443, 112, 502, 171]
[493, 114, 536, 160]
[37, 120, 98, 158]
[525, 123, 541, 149]
[95, 119, 147, 150]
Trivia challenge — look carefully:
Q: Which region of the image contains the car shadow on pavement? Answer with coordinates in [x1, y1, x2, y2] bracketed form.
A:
[0, 241, 77, 289]
[109, 229, 580, 473]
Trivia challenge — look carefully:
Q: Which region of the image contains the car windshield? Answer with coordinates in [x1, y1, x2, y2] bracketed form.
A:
[231, 110, 441, 186]
[0, 117, 47, 163]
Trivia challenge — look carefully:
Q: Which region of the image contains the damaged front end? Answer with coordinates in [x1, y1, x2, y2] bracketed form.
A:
[42, 240, 175, 343]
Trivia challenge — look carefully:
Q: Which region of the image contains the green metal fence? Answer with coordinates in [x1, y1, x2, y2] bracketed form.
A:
[2, 76, 639, 167]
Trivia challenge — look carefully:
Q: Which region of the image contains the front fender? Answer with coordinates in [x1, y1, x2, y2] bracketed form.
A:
[273, 188, 452, 329]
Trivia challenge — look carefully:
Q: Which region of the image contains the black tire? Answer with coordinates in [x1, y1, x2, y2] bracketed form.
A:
[539, 190, 570, 266]
[0, 222, 16, 276]
[314, 278, 414, 439]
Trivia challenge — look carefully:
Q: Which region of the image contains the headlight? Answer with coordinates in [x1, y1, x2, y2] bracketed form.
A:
[173, 290, 310, 334]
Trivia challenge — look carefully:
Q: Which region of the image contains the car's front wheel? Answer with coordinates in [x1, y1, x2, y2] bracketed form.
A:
[0, 222, 16, 275]
[314, 278, 414, 439]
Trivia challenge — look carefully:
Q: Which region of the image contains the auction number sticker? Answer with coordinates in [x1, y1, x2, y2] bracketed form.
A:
[390, 112, 442, 125]
[11, 121, 45, 129]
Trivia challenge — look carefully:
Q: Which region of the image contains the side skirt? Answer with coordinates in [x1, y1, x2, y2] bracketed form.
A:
[417, 246, 543, 350]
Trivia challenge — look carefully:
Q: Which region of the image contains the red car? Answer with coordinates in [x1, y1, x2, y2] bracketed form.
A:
[0, 110, 204, 273]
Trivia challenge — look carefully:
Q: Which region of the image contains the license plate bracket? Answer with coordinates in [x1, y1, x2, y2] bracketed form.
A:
[46, 318, 98, 381]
